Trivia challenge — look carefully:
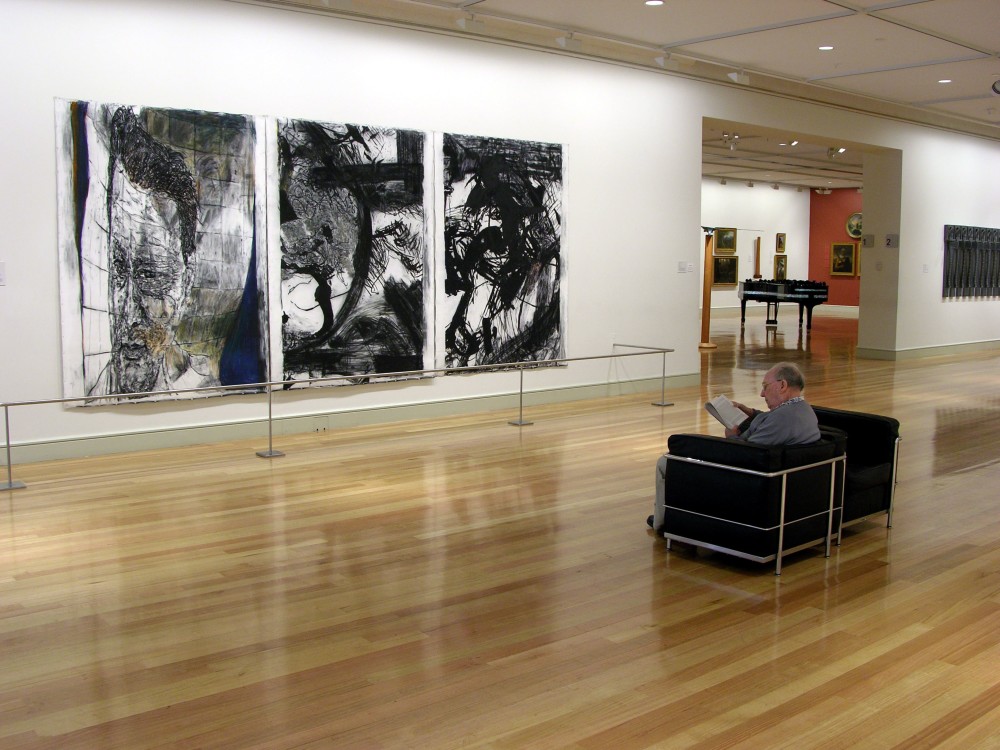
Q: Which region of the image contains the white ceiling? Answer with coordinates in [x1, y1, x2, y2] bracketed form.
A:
[238, 0, 1000, 189]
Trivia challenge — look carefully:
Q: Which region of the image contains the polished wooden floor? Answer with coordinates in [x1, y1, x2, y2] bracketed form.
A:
[3, 308, 1000, 749]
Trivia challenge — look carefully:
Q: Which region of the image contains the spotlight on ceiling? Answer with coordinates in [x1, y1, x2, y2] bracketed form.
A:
[815, 188, 832, 195]
[827, 147, 846, 159]
[727, 70, 750, 85]
[772, 183, 780, 190]
[556, 33, 582, 51]
[719, 178, 727, 185]
[457, 14, 485, 32]
[992, 79, 1000, 95]
[747, 180, 754, 188]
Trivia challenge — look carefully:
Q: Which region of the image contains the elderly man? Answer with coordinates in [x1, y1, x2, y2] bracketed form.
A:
[648, 362, 820, 532]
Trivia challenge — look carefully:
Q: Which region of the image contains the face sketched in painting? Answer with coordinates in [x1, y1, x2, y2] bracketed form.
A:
[106, 107, 198, 395]
[108, 176, 189, 393]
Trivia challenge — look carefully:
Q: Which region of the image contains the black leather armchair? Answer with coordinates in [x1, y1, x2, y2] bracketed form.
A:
[660, 432, 845, 574]
[812, 406, 900, 529]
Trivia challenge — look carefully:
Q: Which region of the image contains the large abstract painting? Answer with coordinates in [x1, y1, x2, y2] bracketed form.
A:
[276, 119, 431, 384]
[440, 133, 564, 368]
[56, 100, 264, 402]
[55, 99, 567, 405]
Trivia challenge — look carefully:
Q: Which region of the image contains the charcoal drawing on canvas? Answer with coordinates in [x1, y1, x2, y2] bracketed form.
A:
[277, 120, 430, 384]
[441, 133, 564, 368]
[56, 100, 263, 402]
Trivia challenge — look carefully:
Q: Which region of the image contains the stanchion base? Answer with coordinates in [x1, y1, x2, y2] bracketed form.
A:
[508, 420, 534, 427]
[698, 342, 718, 350]
[652, 401, 674, 407]
[2, 480, 26, 490]
[256, 450, 286, 458]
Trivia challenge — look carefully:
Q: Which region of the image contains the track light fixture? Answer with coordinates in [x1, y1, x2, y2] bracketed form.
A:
[727, 69, 750, 85]
[457, 14, 485, 32]
[654, 53, 681, 71]
[992, 79, 1000, 95]
[746, 180, 754, 188]
[719, 178, 727, 185]
[772, 183, 780, 190]
[556, 33, 582, 51]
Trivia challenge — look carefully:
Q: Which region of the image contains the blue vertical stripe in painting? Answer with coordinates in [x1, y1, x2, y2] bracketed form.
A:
[219, 228, 264, 386]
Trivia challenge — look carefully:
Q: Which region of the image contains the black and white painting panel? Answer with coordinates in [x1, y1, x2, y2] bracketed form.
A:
[56, 100, 265, 403]
[275, 119, 433, 385]
[439, 133, 564, 369]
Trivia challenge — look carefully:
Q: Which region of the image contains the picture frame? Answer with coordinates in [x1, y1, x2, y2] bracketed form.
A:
[831, 242, 857, 276]
[775, 233, 786, 253]
[773, 254, 787, 281]
[846, 212, 863, 239]
[714, 227, 737, 255]
[712, 255, 739, 285]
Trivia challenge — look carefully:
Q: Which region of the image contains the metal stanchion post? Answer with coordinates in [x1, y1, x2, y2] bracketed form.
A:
[508, 368, 533, 426]
[256, 386, 285, 458]
[3, 404, 26, 490]
[651, 350, 674, 407]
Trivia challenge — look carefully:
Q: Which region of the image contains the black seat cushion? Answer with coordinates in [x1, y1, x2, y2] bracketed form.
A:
[846, 462, 892, 492]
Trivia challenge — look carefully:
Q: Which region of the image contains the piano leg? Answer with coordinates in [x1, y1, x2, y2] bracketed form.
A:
[740, 300, 747, 327]
[798, 304, 805, 328]
[766, 301, 779, 327]
[805, 303, 815, 330]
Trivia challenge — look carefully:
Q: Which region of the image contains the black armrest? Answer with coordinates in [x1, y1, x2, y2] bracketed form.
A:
[812, 406, 899, 465]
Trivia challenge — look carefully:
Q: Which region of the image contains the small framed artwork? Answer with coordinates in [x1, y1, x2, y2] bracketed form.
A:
[776, 233, 786, 253]
[773, 254, 787, 280]
[712, 255, 739, 285]
[831, 242, 857, 276]
[714, 227, 737, 254]
[846, 212, 863, 239]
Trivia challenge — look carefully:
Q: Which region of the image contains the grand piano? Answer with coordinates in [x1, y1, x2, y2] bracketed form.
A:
[738, 279, 829, 329]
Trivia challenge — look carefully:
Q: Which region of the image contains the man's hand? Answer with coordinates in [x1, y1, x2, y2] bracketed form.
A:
[731, 401, 755, 417]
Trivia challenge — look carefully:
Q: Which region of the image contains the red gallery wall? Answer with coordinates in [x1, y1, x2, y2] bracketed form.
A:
[808, 188, 862, 306]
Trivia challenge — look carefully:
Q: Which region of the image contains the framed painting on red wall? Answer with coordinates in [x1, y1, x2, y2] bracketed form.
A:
[831, 242, 857, 276]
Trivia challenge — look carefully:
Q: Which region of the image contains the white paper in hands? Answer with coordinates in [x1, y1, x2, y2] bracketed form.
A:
[705, 395, 747, 430]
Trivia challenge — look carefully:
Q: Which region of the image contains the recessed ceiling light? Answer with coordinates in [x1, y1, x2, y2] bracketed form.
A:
[938, 79, 953, 84]
[819, 45, 834, 51]
[645, 0, 664, 5]
[778, 142, 787, 146]
[791, 140, 799, 146]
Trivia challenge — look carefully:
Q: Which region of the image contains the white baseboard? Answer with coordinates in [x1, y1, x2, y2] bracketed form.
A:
[857, 338, 1000, 361]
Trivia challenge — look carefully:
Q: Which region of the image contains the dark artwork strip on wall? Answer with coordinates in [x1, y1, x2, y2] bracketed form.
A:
[277, 120, 429, 384]
[441, 133, 564, 368]
[943, 225, 1000, 298]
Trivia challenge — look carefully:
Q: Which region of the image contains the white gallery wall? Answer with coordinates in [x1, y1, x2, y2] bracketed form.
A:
[700, 179, 811, 309]
[1, 0, 999, 457]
